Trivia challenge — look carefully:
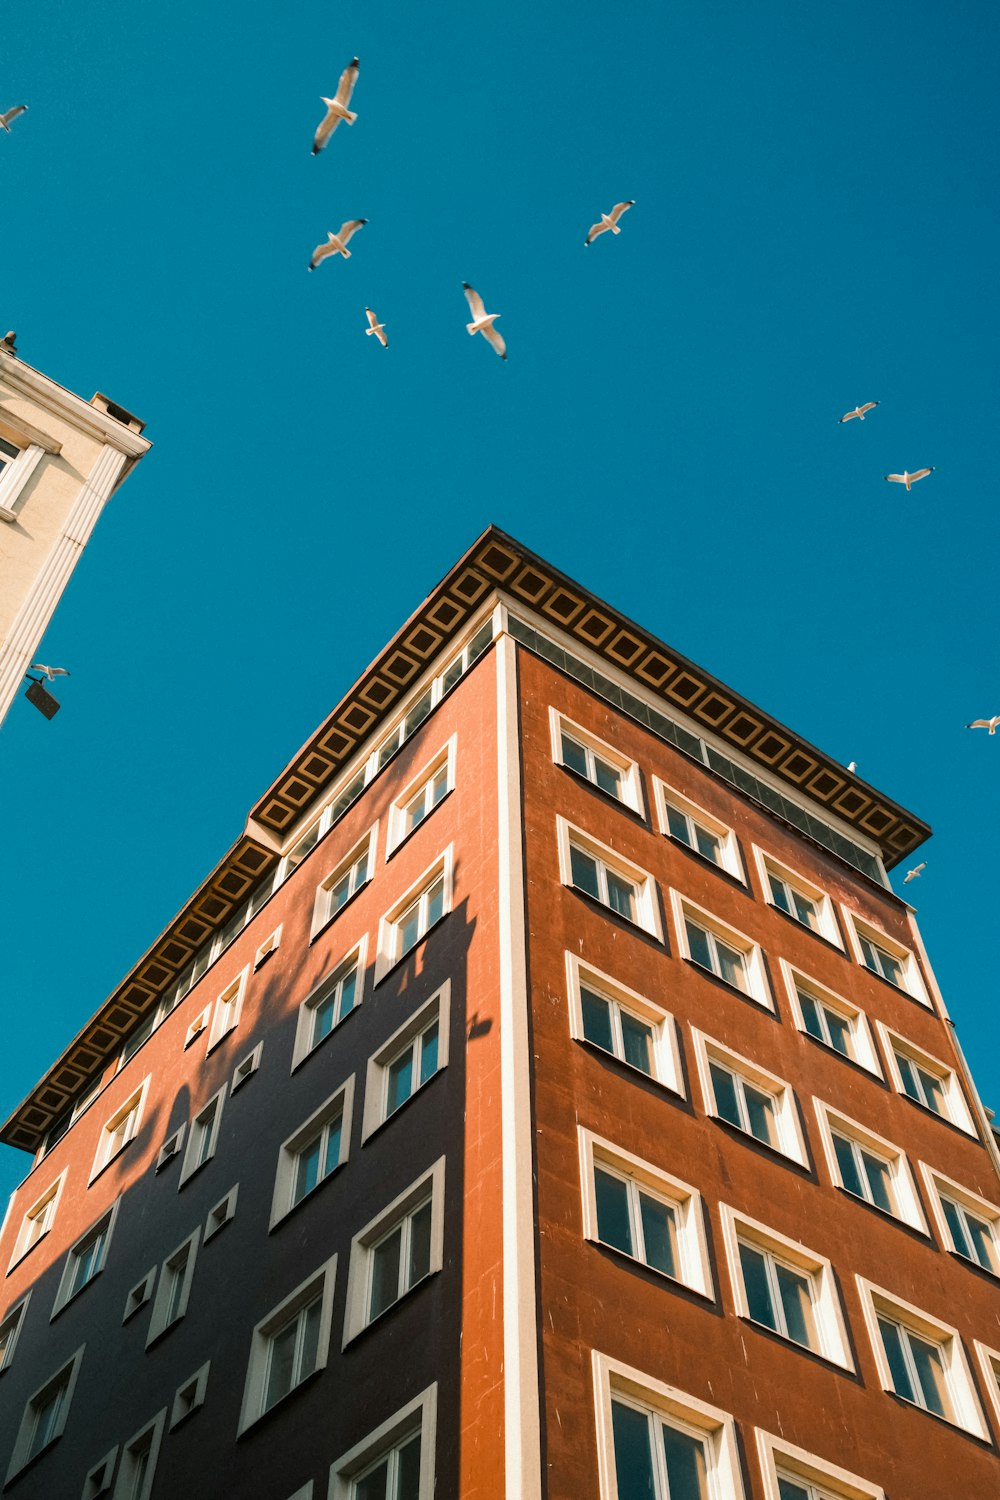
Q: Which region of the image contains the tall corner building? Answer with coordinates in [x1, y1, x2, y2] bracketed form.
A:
[2, 527, 999, 1500]
[0, 334, 150, 726]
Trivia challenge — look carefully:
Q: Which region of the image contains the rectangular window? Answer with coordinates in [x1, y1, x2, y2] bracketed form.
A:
[378, 689, 433, 771]
[40, 1077, 100, 1158]
[581, 1130, 713, 1299]
[558, 820, 661, 939]
[755, 1430, 886, 1500]
[0, 1296, 29, 1373]
[857, 1277, 989, 1438]
[112, 1411, 165, 1500]
[566, 955, 683, 1094]
[232, 1042, 263, 1092]
[813, 1101, 927, 1233]
[363, 986, 451, 1141]
[120, 1009, 158, 1067]
[207, 968, 248, 1050]
[4, 1347, 84, 1483]
[293, 940, 366, 1068]
[53, 1203, 119, 1316]
[922, 1165, 1000, 1276]
[344, 1159, 445, 1345]
[672, 892, 770, 1007]
[845, 912, 929, 1005]
[878, 1024, 976, 1135]
[179, 1086, 226, 1185]
[375, 851, 453, 981]
[974, 1342, 1000, 1430]
[146, 1232, 199, 1346]
[205, 1186, 239, 1242]
[312, 825, 378, 937]
[0, 435, 21, 474]
[692, 1030, 807, 1166]
[897, 1052, 946, 1113]
[83, 1449, 118, 1499]
[387, 738, 456, 855]
[552, 711, 642, 813]
[723, 1208, 852, 1368]
[754, 848, 841, 946]
[592, 1352, 746, 1500]
[271, 1079, 354, 1228]
[9, 1174, 66, 1268]
[328, 1386, 437, 1500]
[780, 962, 883, 1076]
[657, 782, 742, 879]
[238, 1255, 337, 1433]
[91, 1080, 149, 1180]
[170, 1362, 210, 1431]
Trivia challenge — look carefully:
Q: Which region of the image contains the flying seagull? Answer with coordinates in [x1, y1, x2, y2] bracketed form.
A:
[365, 307, 387, 347]
[903, 863, 926, 884]
[884, 468, 934, 490]
[967, 716, 1000, 735]
[462, 283, 506, 360]
[839, 402, 879, 423]
[312, 59, 359, 154]
[309, 220, 367, 269]
[0, 105, 27, 133]
[584, 200, 635, 247]
[29, 664, 70, 680]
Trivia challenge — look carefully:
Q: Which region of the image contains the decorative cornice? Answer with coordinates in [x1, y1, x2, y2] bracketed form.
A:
[0, 355, 150, 458]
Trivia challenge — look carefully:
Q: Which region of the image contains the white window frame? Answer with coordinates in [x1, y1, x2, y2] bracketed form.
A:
[90, 1077, 150, 1182]
[551, 709, 644, 816]
[0, 438, 45, 523]
[671, 890, 771, 1008]
[780, 961, 882, 1077]
[973, 1340, 1000, 1430]
[920, 1163, 1000, 1277]
[876, 1022, 976, 1135]
[566, 952, 683, 1094]
[111, 1409, 165, 1500]
[179, 1085, 227, 1185]
[856, 1275, 989, 1439]
[311, 823, 379, 940]
[328, 1383, 438, 1500]
[375, 848, 454, 983]
[123, 1269, 156, 1323]
[843, 909, 930, 1006]
[255, 925, 283, 969]
[592, 1349, 747, 1500]
[343, 1158, 446, 1346]
[184, 1004, 211, 1048]
[755, 1429, 885, 1500]
[5, 1344, 85, 1483]
[292, 937, 368, 1070]
[0, 1292, 31, 1373]
[169, 1361, 211, 1431]
[720, 1204, 853, 1369]
[8, 1170, 67, 1270]
[52, 1199, 121, 1317]
[812, 1099, 928, 1234]
[156, 1123, 186, 1171]
[271, 1077, 355, 1228]
[83, 1447, 118, 1499]
[557, 818, 662, 940]
[238, 1253, 338, 1434]
[386, 735, 458, 857]
[205, 1185, 239, 1242]
[146, 1230, 199, 1347]
[207, 966, 248, 1051]
[362, 984, 451, 1142]
[655, 779, 743, 880]
[753, 846, 842, 947]
[691, 1028, 808, 1166]
[232, 1041, 263, 1092]
[579, 1128, 713, 1299]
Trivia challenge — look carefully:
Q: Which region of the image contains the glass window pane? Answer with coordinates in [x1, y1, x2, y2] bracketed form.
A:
[407, 1200, 433, 1287]
[710, 1064, 741, 1129]
[355, 1457, 390, 1500]
[264, 1320, 298, 1411]
[561, 733, 589, 777]
[879, 1317, 916, 1403]
[441, 656, 463, 693]
[594, 758, 622, 798]
[792, 891, 819, 930]
[686, 921, 713, 971]
[798, 991, 823, 1041]
[778, 1480, 811, 1500]
[880, 951, 904, 987]
[339, 966, 358, 1018]
[919, 1070, 945, 1116]
[667, 804, 692, 846]
[833, 1135, 865, 1199]
[743, 1084, 776, 1146]
[299, 1297, 322, 1383]
[611, 1401, 656, 1500]
[661, 1423, 708, 1500]
[581, 988, 614, 1053]
[769, 874, 792, 915]
[910, 1332, 950, 1418]
[405, 692, 432, 736]
[739, 1243, 777, 1330]
[639, 1194, 677, 1277]
[323, 1117, 342, 1177]
[370, 1229, 402, 1319]
[966, 1215, 996, 1272]
[388, 1050, 414, 1115]
[595, 1169, 633, 1256]
[419, 1022, 439, 1086]
[293, 1137, 321, 1204]
[571, 845, 601, 899]
[396, 1434, 422, 1500]
[606, 871, 636, 920]
[620, 1013, 653, 1075]
[715, 940, 747, 992]
[824, 1009, 851, 1057]
[776, 1262, 816, 1349]
[312, 992, 335, 1045]
[896, 1053, 919, 1100]
[694, 825, 721, 865]
[426, 876, 445, 928]
[400, 904, 421, 956]
[862, 1152, 893, 1214]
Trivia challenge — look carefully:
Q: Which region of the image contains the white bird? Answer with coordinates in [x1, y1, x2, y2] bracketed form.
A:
[30, 663, 69, 680]
[365, 307, 387, 348]
[462, 283, 506, 360]
[312, 59, 359, 154]
[847, 761, 857, 773]
[967, 716, 1000, 735]
[309, 220, 367, 269]
[903, 863, 926, 883]
[0, 105, 27, 133]
[839, 402, 879, 423]
[884, 468, 934, 490]
[584, 200, 635, 246]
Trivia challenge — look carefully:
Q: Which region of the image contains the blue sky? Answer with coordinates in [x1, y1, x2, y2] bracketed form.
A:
[2, 1, 998, 1205]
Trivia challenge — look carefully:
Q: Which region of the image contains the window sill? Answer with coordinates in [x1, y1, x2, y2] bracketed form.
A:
[710, 1115, 809, 1173]
[269, 1163, 345, 1233]
[834, 1186, 929, 1240]
[6, 1228, 50, 1276]
[310, 877, 371, 946]
[374, 909, 451, 988]
[883, 1388, 990, 1444]
[663, 833, 745, 889]
[681, 957, 772, 1012]
[945, 1248, 1000, 1283]
[574, 1037, 683, 1102]
[237, 1365, 324, 1440]
[738, 1314, 852, 1374]
[566, 883, 661, 945]
[385, 787, 454, 863]
[765, 902, 844, 954]
[291, 1001, 359, 1073]
[589, 1236, 713, 1303]
[898, 1093, 976, 1139]
[343, 1268, 439, 1348]
[361, 1069, 445, 1147]
[859, 964, 930, 1008]
[558, 763, 646, 825]
[88, 1136, 136, 1187]
[206, 1025, 239, 1057]
[798, 1029, 883, 1081]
